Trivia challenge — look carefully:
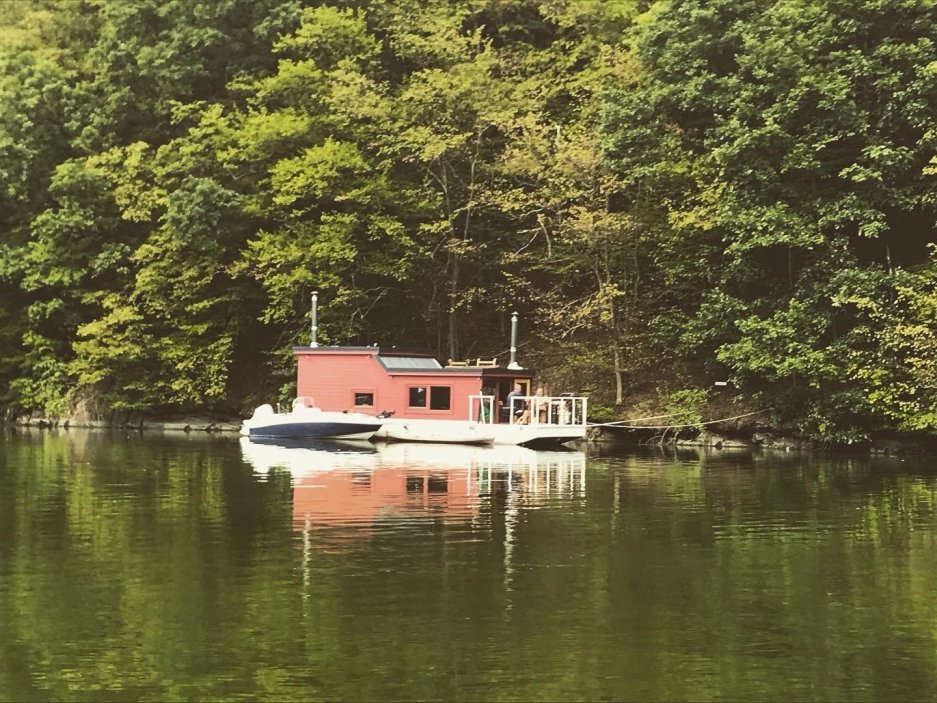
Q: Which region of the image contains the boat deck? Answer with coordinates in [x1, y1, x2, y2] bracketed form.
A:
[374, 392, 588, 447]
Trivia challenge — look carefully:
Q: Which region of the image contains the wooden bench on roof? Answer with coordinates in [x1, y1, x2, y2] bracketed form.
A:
[446, 357, 498, 368]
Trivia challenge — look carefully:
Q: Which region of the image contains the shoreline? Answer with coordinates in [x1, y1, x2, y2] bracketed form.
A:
[5, 417, 935, 456]
[586, 426, 937, 457]
[5, 416, 243, 433]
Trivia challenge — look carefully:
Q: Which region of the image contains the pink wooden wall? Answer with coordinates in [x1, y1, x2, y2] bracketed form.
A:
[295, 349, 484, 420]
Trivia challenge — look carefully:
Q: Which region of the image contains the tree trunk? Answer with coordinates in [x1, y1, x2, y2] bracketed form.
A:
[448, 255, 459, 359]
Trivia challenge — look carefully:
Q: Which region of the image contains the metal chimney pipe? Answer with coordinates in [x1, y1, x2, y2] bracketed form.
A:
[507, 311, 522, 369]
[310, 291, 319, 347]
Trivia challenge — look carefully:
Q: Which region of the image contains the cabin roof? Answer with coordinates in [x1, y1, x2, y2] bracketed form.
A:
[292, 345, 534, 378]
[293, 345, 433, 357]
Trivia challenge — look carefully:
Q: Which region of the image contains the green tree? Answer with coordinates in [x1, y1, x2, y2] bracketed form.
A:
[605, 0, 937, 440]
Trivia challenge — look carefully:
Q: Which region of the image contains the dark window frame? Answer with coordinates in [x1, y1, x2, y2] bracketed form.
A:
[353, 390, 375, 407]
[429, 385, 451, 411]
[407, 385, 452, 411]
[408, 386, 427, 408]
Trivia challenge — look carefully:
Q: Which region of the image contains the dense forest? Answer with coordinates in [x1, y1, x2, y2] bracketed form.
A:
[0, 0, 934, 442]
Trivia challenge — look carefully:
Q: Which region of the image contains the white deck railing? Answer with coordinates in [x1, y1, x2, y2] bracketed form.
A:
[468, 394, 588, 426]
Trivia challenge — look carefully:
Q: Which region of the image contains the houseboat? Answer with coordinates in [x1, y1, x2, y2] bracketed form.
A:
[248, 299, 589, 447]
[291, 345, 587, 447]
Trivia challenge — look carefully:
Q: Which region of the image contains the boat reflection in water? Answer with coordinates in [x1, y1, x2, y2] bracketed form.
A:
[239, 437, 587, 532]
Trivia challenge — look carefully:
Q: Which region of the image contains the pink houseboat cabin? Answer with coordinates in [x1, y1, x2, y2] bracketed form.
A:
[294, 346, 533, 422]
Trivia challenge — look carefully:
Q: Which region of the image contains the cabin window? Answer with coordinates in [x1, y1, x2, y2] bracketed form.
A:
[407, 385, 451, 410]
[353, 391, 374, 407]
[408, 386, 427, 407]
[429, 386, 451, 410]
[427, 476, 448, 492]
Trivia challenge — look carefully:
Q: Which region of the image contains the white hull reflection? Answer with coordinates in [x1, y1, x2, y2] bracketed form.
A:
[239, 436, 379, 475]
[240, 436, 584, 479]
[239, 437, 587, 532]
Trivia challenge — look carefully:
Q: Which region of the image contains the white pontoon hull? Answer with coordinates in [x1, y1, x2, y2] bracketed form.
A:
[373, 418, 583, 447]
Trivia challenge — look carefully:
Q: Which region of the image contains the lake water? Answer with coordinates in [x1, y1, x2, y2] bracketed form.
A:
[1, 430, 936, 702]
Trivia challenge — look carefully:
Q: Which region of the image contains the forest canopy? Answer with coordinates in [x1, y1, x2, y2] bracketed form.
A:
[0, 0, 934, 442]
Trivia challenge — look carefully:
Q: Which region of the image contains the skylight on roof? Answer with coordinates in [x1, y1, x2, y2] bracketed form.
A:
[377, 356, 442, 370]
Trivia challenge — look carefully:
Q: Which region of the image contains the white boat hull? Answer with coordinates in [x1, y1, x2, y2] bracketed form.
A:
[373, 418, 584, 447]
[241, 403, 382, 440]
[382, 424, 494, 445]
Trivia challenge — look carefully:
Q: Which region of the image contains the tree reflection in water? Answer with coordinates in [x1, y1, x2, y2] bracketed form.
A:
[0, 431, 935, 701]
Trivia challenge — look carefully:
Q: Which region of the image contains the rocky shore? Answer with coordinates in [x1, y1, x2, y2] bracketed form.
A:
[7, 411, 242, 433]
[586, 425, 937, 456]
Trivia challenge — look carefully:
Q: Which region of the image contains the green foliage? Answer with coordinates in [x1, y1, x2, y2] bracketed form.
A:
[604, 0, 937, 441]
[585, 403, 617, 423]
[660, 388, 711, 431]
[275, 5, 379, 70]
[10, 331, 71, 416]
[0, 0, 933, 442]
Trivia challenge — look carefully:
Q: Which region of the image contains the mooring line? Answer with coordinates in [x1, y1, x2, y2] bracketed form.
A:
[588, 408, 770, 430]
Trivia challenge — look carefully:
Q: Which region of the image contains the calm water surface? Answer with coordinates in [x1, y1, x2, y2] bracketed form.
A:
[1, 430, 936, 702]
